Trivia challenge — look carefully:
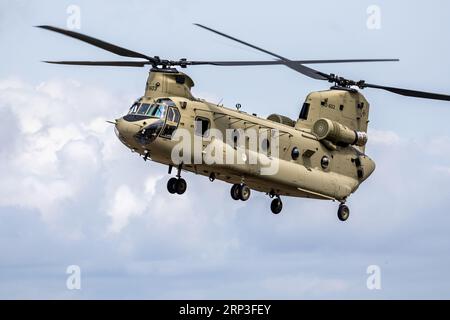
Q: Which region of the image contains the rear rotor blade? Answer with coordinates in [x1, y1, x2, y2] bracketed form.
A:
[194, 23, 328, 80]
[43, 60, 149, 67]
[188, 59, 397, 66]
[362, 83, 450, 101]
[298, 58, 399, 64]
[36, 25, 154, 62]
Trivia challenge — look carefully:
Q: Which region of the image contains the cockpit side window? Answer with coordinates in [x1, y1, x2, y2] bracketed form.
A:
[160, 107, 181, 139]
[167, 107, 180, 122]
[129, 102, 140, 114]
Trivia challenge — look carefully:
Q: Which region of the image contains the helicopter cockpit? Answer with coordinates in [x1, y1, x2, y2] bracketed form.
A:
[124, 98, 180, 145]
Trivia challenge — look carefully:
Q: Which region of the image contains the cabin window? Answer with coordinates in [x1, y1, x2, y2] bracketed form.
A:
[195, 117, 210, 137]
[261, 138, 270, 153]
[231, 129, 240, 148]
[299, 102, 310, 120]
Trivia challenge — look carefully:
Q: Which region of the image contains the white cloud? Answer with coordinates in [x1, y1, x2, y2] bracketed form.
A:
[107, 185, 147, 233]
[144, 175, 160, 195]
[0, 77, 128, 221]
[106, 175, 165, 233]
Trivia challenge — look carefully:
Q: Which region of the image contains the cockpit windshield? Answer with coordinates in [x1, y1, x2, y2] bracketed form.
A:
[128, 102, 168, 119]
[146, 104, 167, 118]
[137, 103, 152, 115]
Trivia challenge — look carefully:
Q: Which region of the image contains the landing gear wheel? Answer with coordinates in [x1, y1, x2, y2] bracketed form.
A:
[338, 204, 350, 222]
[167, 177, 177, 194]
[230, 184, 240, 200]
[271, 197, 283, 214]
[175, 178, 187, 195]
[238, 184, 251, 201]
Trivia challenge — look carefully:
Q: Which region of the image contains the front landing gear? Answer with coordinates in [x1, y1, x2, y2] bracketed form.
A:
[337, 203, 350, 222]
[167, 164, 187, 195]
[167, 177, 187, 195]
[230, 184, 251, 201]
[270, 197, 283, 214]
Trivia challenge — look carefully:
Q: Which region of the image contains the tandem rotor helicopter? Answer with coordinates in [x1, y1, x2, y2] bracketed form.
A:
[37, 24, 450, 221]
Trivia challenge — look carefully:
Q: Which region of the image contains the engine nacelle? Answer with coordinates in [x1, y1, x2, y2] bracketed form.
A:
[313, 118, 368, 147]
[267, 114, 296, 127]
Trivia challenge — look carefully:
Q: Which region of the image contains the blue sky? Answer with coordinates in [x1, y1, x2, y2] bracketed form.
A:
[1, 0, 450, 299]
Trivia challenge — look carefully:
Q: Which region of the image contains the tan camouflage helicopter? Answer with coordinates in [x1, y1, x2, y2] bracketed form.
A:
[37, 24, 450, 221]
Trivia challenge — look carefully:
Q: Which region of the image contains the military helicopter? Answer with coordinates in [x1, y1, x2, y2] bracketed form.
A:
[37, 24, 450, 221]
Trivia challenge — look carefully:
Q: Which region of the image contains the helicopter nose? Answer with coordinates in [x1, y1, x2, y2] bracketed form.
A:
[114, 118, 138, 141]
[115, 117, 164, 147]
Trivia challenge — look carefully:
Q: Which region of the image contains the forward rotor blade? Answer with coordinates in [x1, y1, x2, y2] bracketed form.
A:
[43, 59, 399, 68]
[194, 23, 328, 80]
[194, 24, 287, 61]
[188, 58, 399, 66]
[36, 25, 154, 62]
[363, 83, 450, 101]
[43, 60, 149, 67]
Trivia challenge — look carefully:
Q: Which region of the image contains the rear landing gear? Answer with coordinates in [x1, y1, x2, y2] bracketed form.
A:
[230, 184, 240, 200]
[239, 184, 251, 201]
[337, 203, 350, 222]
[167, 164, 187, 195]
[230, 184, 251, 201]
[270, 196, 283, 214]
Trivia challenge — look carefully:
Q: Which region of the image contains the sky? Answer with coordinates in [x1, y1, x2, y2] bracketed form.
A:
[1, 0, 450, 299]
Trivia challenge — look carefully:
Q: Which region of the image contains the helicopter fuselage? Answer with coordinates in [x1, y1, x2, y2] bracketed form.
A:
[114, 69, 375, 202]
